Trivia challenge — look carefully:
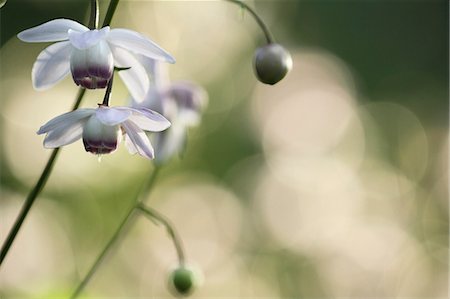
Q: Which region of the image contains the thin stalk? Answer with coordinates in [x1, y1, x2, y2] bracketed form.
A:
[70, 203, 136, 299]
[88, 0, 99, 29]
[70, 167, 160, 298]
[224, 0, 275, 44]
[0, 88, 86, 267]
[101, 73, 113, 106]
[102, 0, 120, 27]
[136, 203, 186, 265]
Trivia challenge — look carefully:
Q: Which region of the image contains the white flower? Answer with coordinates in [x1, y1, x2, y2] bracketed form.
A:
[37, 105, 171, 159]
[132, 60, 207, 163]
[17, 18, 175, 96]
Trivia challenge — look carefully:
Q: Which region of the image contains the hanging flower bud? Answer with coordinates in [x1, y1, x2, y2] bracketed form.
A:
[82, 113, 122, 154]
[169, 265, 203, 296]
[68, 28, 114, 89]
[253, 43, 292, 85]
[70, 40, 114, 89]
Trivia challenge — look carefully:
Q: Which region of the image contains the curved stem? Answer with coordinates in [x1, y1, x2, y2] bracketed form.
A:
[136, 203, 186, 265]
[70, 202, 137, 299]
[101, 73, 113, 106]
[70, 166, 160, 298]
[102, 0, 120, 27]
[0, 88, 86, 267]
[224, 0, 275, 44]
[89, 0, 99, 29]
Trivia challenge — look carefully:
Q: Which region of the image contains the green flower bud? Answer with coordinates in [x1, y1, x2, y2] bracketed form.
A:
[169, 265, 202, 296]
[0, 0, 6, 8]
[254, 43, 293, 85]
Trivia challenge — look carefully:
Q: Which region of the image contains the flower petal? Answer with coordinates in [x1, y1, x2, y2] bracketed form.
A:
[43, 121, 85, 148]
[108, 28, 175, 64]
[38, 108, 95, 134]
[68, 26, 110, 50]
[95, 106, 132, 126]
[116, 107, 170, 132]
[154, 124, 187, 163]
[18, 19, 88, 43]
[122, 120, 155, 159]
[124, 134, 138, 155]
[110, 45, 149, 102]
[32, 41, 72, 90]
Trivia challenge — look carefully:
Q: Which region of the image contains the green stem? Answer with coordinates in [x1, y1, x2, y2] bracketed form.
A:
[101, 73, 113, 106]
[70, 202, 136, 299]
[136, 203, 186, 265]
[224, 0, 275, 44]
[0, 88, 86, 267]
[88, 0, 99, 29]
[102, 0, 120, 27]
[70, 167, 160, 298]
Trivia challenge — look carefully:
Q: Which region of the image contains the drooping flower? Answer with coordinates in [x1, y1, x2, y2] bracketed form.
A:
[37, 105, 170, 159]
[131, 59, 207, 163]
[17, 19, 175, 95]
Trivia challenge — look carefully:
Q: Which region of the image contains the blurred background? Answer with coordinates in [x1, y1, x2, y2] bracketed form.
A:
[0, 0, 448, 298]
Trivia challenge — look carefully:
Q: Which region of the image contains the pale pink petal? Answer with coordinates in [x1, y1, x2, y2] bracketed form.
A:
[18, 19, 88, 43]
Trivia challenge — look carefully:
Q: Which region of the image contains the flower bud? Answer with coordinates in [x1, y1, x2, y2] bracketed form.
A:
[70, 41, 114, 89]
[0, 0, 7, 8]
[253, 43, 292, 85]
[82, 115, 121, 155]
[169, 265, 202, 296]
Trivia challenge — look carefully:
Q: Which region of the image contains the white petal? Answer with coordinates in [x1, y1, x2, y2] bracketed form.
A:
[68, 27, 110, 50]
[38, 108, 95, 134]
[110, 45, 149, 102]
[95, 106, 132, 126]
[18, 19, 88, 43]
[116, 107, 170, 132]
[108, 29, 175, 64]
[43, 120, 85, 148]
[154, 124, 187, 163]
[32, 41, 72, 90]
[122, 120, 154, 159]
[124, 134, 138, 155]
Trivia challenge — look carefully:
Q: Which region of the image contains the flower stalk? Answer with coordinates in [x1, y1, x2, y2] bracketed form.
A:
[101, 72, 113, 106]
[70, 166, 189, 298]
[102, 0, 121, 27]
[136, 203, 186, 265]
[89, 0, 99, 29]
[70, 166, 187, 298]
[224, 0, 275, 44]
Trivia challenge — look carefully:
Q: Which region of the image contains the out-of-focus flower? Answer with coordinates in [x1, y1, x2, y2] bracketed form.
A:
[254, 43, 292, 85]
[17, 19, 175, 93]
[132, 60, 207, 163]
[37, 105, 170, 159]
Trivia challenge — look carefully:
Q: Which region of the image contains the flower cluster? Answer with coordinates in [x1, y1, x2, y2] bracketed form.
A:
[19, 18, 205, 161]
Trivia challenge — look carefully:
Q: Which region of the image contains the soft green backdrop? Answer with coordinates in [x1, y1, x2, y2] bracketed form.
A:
[1, 0, 448, 298]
